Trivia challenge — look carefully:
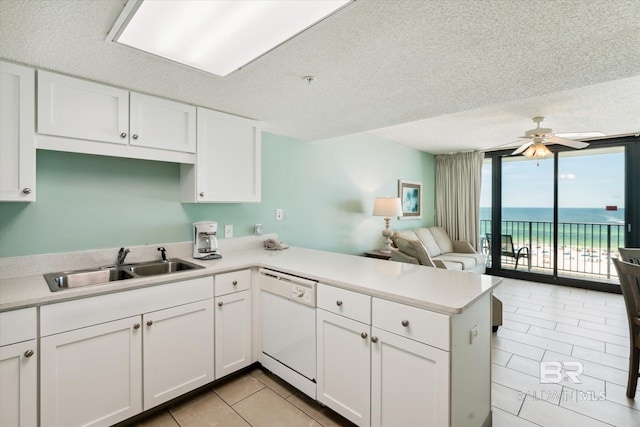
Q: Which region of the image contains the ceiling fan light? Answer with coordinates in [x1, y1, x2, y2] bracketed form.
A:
[523, 142, 552, 159]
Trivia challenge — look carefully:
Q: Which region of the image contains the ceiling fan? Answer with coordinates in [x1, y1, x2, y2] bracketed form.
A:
[511, 116, 590, 159]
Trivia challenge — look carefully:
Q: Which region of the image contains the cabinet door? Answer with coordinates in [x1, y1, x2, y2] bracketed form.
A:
[371, 327, 449, 427]
[143, 300, 214, 409]
[37, 70, 129, 145]
[0, 340, 37, 427]
[129, 92, 196, 153]
[184, 107, 261, 203]
[40, 316, 142, 427]
[0, 61, 35, 201]
[215, 290, 252, 379]
[316, 309, 370, 426]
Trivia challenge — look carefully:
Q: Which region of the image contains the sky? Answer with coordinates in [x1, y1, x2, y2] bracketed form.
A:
[480, 148, 625, 209]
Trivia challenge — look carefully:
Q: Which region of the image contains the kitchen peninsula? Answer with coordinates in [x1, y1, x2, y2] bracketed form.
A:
[0, 237, 501, 427]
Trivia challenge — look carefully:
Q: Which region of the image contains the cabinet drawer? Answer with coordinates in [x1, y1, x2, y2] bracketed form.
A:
[372, 298, 450, 351]
[0, 307, 37, 346]
[317, 284, 371, 324]
[215, 269, 251, 296]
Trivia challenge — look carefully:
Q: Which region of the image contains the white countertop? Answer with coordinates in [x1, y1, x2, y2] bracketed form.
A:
[0, 246, 502, 315]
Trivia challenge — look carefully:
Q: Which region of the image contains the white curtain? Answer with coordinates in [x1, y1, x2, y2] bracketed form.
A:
[435, 151, 484, 250]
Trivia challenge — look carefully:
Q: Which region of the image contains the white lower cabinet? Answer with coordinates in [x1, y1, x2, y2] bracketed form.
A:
[316, 284, 469, 427]
[316, 308, 371, 426]
[39, 277, 214, 427]
[0, 340, 37, 427]
[0, 308, 37, 427]
[215, 289, 252, 379]
[143, 300, 214, 408]
[370, 327, 449, 427]
[40, 316, 142, 427]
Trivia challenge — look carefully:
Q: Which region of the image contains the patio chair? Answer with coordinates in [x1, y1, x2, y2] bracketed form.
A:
[486, 233, 531, 271]
[612, 258, 640, 399]
[619, 247, 640, 265]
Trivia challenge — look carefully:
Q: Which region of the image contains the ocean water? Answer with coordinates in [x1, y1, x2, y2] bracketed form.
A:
[480, 207, 625, 224]
[479, 207, 626, 249]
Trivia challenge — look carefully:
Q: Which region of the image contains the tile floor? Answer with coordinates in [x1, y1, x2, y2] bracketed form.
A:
[130, 278, 639, 427]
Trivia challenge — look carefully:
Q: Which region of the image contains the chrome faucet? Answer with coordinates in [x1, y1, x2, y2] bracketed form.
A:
[117, 247, 130, 265]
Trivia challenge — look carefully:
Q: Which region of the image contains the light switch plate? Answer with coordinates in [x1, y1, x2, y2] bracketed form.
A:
[276, 208, 283, 221]
[225, 224, 233, 238]
[470, 325, 479, 344]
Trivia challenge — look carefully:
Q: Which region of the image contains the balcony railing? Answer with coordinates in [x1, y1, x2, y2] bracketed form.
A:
[479, 220, 625, 281]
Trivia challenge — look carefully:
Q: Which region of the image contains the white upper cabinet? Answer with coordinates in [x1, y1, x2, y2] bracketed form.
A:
[37, 70, 129, 145]
[0, 61, 36, 202]
[36, 70, 196, 163]
[129, 92, 196, 153]
[181, 107, 261, 203]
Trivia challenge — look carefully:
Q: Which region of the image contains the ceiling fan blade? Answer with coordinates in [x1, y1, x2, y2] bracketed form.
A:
[547, 136, 590, 149]
[511, 141, 533, 155]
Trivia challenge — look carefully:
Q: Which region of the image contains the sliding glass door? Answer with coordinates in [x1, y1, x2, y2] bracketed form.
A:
[556, 147, 625, 281]
[500, 155, 554, 276]
[483, 136, 638, 292]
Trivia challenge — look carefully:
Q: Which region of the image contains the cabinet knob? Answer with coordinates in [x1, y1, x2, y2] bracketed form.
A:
[336, 300, 343, 307]
[132, 134, 139, 140]
[361, 332, 368, 339]
[371, 336, 378, 343]
[218, 301, 224, 307]
[133, 323, 141, 330]
[232, 280, 238, 286]
[199, 192, 205, 197]
[24, 349, 34, 358]
[120, 132, 127, 138]
[22, 188, 32, 194]
[401, 320, 409, 327]
[146, 320, 153, 327]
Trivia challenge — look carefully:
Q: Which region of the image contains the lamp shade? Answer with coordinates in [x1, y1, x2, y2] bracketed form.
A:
[373, 197, 403, 217]
[523, 142, 552, 159]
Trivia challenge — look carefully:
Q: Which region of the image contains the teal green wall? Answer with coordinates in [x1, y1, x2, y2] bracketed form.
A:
[0, 132, 434, 258]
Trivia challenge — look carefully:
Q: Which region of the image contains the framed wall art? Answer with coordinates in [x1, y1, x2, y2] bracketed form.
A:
[398, 180, 421, 220]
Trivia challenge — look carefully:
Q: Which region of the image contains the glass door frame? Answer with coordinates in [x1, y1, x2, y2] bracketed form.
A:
[484, 135, 640, 293]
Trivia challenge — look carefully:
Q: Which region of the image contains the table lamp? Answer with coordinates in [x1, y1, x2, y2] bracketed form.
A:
[373, 197, 403, 253]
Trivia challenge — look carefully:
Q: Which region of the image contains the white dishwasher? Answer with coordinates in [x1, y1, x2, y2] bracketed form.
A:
[259, 268, 317, 399]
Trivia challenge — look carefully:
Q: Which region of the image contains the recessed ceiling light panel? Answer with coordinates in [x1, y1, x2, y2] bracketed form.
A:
[109, 0, 352, 77]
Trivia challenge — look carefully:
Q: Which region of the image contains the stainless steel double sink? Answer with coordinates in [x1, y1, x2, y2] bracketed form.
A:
[44, 258, 204, 292]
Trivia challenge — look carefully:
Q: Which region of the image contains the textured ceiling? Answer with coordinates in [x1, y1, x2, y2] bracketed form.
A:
[1, 0, 639, 154]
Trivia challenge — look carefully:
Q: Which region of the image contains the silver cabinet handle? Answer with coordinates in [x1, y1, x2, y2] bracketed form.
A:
[24, 349, 34, 358]
[133, 323, 141, 330]
[132, 134, 139, 140]
[371, 336, 378, 343]
[120, 132, 127, 138]
[218, 301, 224, 307]
[401, 320, 409, 327]
[146, 320, 153, 327]
[336, 300, 343, 306]
[232, 280, 238, 286]
[199, 192, 205, 197]
[361, 332, 368, 339]
[22, 188, 32, 194]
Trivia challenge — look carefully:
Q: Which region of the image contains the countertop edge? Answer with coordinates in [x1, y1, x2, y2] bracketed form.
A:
[0, 247, 502, 315]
